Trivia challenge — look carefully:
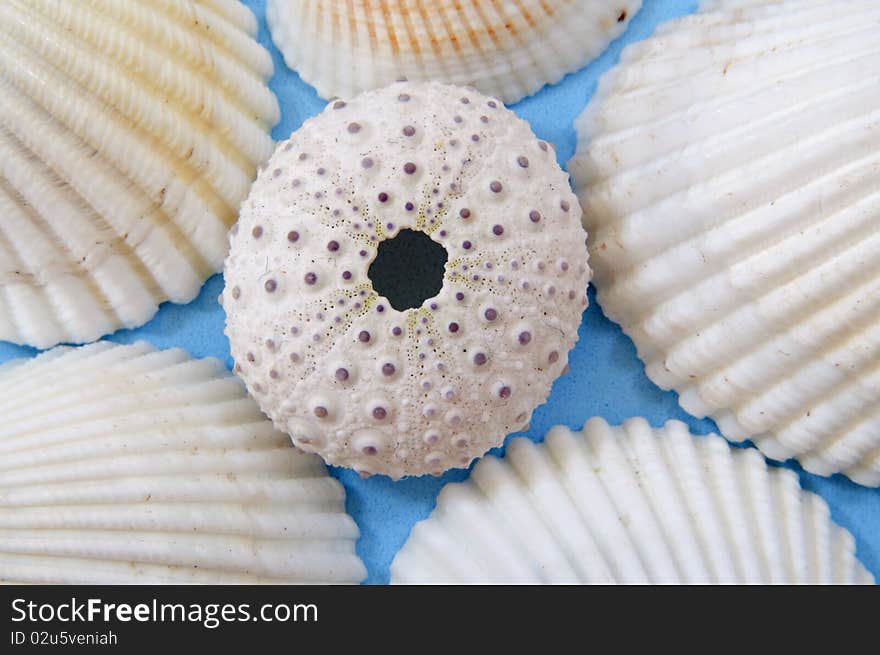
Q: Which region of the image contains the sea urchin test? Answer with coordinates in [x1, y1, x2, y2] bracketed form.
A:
[0, 341, 365, 584]
[0, 0, 279, 349]
[267, 0, 642, 105]
[569, 0, 880, 485]
[392, 418, 873, 584]
[223, 81, 590, 479]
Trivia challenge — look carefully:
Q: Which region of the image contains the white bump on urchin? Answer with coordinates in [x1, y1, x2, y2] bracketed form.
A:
[223, 81, 590, 479]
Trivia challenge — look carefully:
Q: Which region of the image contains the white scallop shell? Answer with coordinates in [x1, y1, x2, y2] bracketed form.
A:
[267, 0, 641, 104]
[391, 417, 873, 584]
[0, 0, 279, 349]
[0, 341, 365, 584]
[569, 0, 880, 485]
[223, 81, 590, 479]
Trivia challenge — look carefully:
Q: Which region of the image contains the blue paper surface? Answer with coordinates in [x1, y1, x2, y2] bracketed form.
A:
[2, 0, 877, 584]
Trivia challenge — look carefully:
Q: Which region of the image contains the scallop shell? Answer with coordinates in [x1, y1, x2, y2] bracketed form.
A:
[391, 417, 873, 584]
[569, 0, 880, 485]
[223, 81, 590, 479]
[0, 341, 365, 584]
[0, 0, 279, 349]
[266, 0, 641, 104]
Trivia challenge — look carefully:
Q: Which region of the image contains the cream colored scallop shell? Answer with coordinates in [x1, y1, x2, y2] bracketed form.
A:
[266, 0, 641, 104]
[569, 0, 880, 485]
[0, 341, 365, 584]
[0, 0, 279, 349]
[391, 417, 872, 584]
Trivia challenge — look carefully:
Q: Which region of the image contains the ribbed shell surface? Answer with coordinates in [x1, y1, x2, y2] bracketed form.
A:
[0, 341, 365, 584]
[267, 0, 641, 104]
[0, 0, 279, 349]
[568, 0, 880, 485]
[391, 417, 872, 584]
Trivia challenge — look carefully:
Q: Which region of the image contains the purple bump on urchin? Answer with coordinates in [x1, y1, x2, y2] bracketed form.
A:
[222, 81, 591, 480]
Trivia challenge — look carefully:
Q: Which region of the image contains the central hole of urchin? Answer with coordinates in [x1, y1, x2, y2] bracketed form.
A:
[368, 229, 448, 311]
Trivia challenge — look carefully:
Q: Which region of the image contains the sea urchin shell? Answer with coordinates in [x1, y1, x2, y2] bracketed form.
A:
[223, 81, 590, 479]
[569, 0, 880, 485]
[0, 341, 365, 584]
[267, 0, 641, 104]
[0, 0, 279, 349]
[391, 417, 873, 584]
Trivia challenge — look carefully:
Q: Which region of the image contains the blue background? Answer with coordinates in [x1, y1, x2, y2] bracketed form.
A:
[2, 0, 877, 584]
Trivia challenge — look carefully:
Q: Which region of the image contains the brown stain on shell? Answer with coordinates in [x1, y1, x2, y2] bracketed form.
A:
[325, 0, 567, 54]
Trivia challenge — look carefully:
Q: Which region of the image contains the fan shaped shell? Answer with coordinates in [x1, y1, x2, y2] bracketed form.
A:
[0, 0, 279, 349]
[266, 0, 641, 104]
[569, 0, 880, 485]
[0, 341, 365, 584]
[391, 417, 872, 584]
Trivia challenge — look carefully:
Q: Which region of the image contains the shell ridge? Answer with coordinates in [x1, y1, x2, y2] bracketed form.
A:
[645, 240, 880, 418]
[438, 481, 533, 583]
[830, 524, 862, 584]
[541, 426, 619, 583]
[797, 360, 880, 476]
[266, 0, 641, 104]
[193, 0, 260, 34]
[0, 449, 321, 488]
[401, 507, 484, 583]
[0, 505, 359, 541]
[649, 423, 737, 583]
[606, 13, 880, 96]
[724, 294, 880, 445]
[0, 420, 289, 470]
[623, 420, 718, 583]
[20, 0, 278, 134]
[625, 178, 880, 344]
[493, 439, 586, 582]
[124, 0, 273, 76]
[0, 170, 104, 345]
[589, 421, 685, 584]
[0, 343, 125, 391]
[506, 434, 616, 583]
[461, 0, 527, 100]
[469, 456, 565, 582]
[0, 529, 359, 579]
[697, 434, 764, 582]
[392, 418, 874, 583]
[0, 139, 158, 333]
[0, 134, 167, 333]
[562, 418, 653, 583]
[4, 2, 271, 185]
[0, 475, 344, 508]
[584, 100, 880, 241]
[571, 0, 880, 481]
[0, 343, 364, 583]
[584, 49, 880, 193]
[1, 0, 278, 347]
[735, 448, 785, 583]
[0, 51, 214, 300]
[772, 468, 811, 583]
[0, 350, 219, 428]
